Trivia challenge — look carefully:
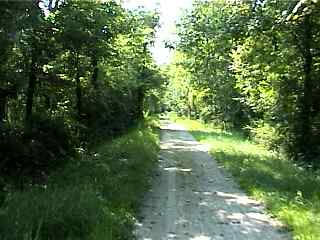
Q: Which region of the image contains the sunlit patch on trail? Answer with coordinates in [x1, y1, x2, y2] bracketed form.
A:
[167, 232, 177, 238]
[161, 138, 210, 152]
[164, 167, 192, 172]
[190, 236, 211, 240]
[215, 191, 261, 206]
[161, 122, 186, 131]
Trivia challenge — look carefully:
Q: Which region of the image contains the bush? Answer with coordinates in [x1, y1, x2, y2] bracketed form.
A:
[0, 114, 76, 184]
[81, 89, 137, 140]
[24, 114, 76, 163]
[0, 124, 27, 179]
[0, 119, 159, 239]
[248, 120, 282, 150]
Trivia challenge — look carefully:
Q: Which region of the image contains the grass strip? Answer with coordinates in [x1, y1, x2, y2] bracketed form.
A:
[177, 118, 320, 240]
[0, 118, 160, 240]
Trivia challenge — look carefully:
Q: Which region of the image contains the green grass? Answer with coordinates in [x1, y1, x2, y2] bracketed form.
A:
[0, 118, 160, 240]
[177, 117, 320, 240]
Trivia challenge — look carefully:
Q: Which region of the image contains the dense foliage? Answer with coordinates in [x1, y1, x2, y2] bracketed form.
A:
[0, 1, 162, 238]
[0, 0, 162, 184]
[0, 119, 159, 239]
[166, 0, 320, 165]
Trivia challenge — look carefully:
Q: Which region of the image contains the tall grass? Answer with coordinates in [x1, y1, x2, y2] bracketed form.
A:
[0, 118, 160, 240]
[177, 118, 320, 240]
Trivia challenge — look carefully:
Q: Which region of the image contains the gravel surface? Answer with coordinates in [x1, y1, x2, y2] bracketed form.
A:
[135, 121, 291, 240]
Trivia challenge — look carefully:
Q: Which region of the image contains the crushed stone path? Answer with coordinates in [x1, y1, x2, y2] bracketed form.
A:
[135, 120, 291, 240]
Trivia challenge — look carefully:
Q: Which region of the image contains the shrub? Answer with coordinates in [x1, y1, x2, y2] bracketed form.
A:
[81, 89, 137, 140]
[0, 114, 76, 184]
[248, 120, 282, 150]
[0, 119, 159, 239]
[0, 124, 26, 179]
[24, 114, 76, 161]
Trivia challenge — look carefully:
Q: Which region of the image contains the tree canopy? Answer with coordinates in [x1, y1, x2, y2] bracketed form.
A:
[0, 0, 163, 179]
[165, 0, 320, 165]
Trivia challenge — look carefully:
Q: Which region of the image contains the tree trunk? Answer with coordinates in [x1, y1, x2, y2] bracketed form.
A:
[0, 96, 6, 123]
[300, 14, 313, 159]
[75, 54, 82, 118]
[0, 86, 17, 123]
[136, 87, 144, 120]
[186, 88, 192, 118]
[26, 52, 37, 121]
[91, 56, 99, 90]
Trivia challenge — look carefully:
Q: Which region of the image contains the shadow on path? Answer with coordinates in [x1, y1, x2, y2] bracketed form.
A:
[135, 121, 291, 240]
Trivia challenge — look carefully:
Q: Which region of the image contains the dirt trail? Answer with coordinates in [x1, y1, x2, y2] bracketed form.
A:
[135, 120, 290, 240]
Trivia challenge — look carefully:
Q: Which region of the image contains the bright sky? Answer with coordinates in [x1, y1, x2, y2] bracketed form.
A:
[123, 0, 193, 65]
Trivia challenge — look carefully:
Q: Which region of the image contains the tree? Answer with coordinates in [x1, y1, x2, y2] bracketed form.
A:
[175, 0, 251, 127]
[168, 0, 320, 164]
[0, 1, 31, 123]
[0, 0, 163, 181]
